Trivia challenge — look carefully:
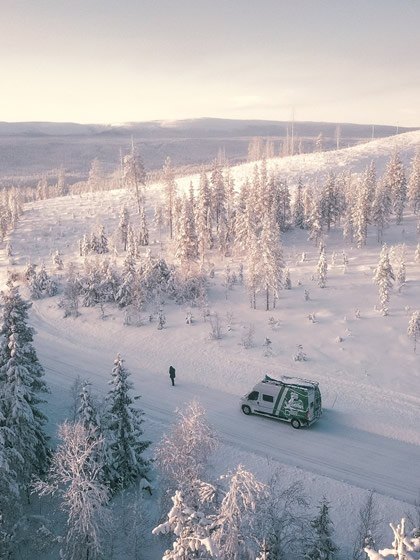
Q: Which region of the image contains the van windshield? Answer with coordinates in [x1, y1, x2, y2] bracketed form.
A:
[248, 391, 259, 400]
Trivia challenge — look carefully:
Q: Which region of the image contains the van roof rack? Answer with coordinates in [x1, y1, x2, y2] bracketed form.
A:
[263, 374, 318, 388]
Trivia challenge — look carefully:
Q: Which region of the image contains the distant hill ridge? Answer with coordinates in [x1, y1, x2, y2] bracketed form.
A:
[0, 118, 417, 138]
[0, 118, 418, 182]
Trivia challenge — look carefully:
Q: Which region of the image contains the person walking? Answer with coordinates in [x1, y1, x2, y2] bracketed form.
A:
[169, 365, 176, 386]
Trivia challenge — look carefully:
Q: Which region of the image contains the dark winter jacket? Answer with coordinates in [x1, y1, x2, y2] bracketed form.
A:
[169, 366, 176, 378]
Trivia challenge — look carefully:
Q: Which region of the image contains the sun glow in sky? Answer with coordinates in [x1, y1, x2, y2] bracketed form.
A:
[1, 0, 419, 126]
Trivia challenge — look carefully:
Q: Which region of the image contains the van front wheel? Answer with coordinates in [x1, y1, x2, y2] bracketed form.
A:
[291, 419, 301, 429]
[242, 405, 252, 415]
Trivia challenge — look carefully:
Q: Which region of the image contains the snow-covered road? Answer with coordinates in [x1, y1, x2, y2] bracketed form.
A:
[35, 310, 419, 506]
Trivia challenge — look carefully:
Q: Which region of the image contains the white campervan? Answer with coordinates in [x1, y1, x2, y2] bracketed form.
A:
[241, 375, 322, 429]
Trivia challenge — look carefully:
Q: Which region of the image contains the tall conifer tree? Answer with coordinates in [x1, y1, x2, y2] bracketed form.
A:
[105, 355, 150, 491]
[0, 286, 50, 493]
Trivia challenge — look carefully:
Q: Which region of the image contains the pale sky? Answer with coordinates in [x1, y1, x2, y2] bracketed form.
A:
[1, 0, 419, 126]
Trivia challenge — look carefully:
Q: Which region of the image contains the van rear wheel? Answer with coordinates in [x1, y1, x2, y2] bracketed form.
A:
[242, 405, 251, 415]
[291, 418, 301, 429]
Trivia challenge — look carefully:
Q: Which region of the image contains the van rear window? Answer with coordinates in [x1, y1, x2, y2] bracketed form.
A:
[262, 394, 274, 402]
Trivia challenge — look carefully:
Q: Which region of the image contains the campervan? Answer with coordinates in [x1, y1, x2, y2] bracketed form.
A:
[241, 374, 322, 428]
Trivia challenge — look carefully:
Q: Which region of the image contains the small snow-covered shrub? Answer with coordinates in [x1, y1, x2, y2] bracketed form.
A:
[241, 323, 255, 349]
[293, 345, 307, 361]
[209, 313, 223, 340]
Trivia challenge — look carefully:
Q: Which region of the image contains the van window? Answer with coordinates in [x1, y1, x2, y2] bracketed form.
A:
[262, 394, 274, 403]
[248, 391, 259, 401]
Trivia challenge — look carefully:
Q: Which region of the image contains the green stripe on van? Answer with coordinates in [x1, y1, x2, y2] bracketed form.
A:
[273, 386, 287, 416]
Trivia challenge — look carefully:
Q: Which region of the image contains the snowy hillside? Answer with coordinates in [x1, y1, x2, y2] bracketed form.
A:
[1, 132, 420, 558]
[171, 129, 420, 195]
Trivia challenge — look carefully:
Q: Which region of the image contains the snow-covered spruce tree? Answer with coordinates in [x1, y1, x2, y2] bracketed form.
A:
[153, 204, 165, 245]
[80, 233, 91, 256]
[175, 196, 199, 266]
[152, 489, 219, 559]
[68, 375, 84, 423]
[123, 143, 146, 214]
[308, 195, 323, 247]
[78, 257, 119, 310]
[353, 168, 373, 248]
[0, 408, 21, 558]
[52, 249, 64, 271]
[157, 308, 166, 330]
[35, 422, 110, 560]
[351, 491, 383, 560]
[342, 186, 355, 244]
[77, 381, 111, 484]
[373, 244, 395, 316]
[115, 252, 138, 308]
[284, 268, 291, 290]
[210, 159, 226, 238]
[196, 169, 213, 261]
[29, 264, 58, 299]
[78, 381, 101, 440]
[119, 206, 130, 251]
[97, 225, 109, 254]
[104, 354, 150, 492]
[253, 162, 266, 221]
[60, 262, 80, 318]
[215, 465, 266, 560]
[273, 178, 292, 233]
[317, 248, 328, 288]
[138, 204, 149, 246]
[259, 210, 284, 310]
[408, 151, 420, 214]
[172, 195, 183, 241]
[397, 260, 406, 287]
[305, 497, 338, 560]
[126, 224, 140, 258]
[162, 156, 178, 239]
[0, 286, 50, 493]
[237, 175, 261, 254]
[371, 178, 392, 244]
[245, 231, 261, 310]
[168, 269, 207, 307]
[154, 400, 218, 505]
[407, 311, 420, 352]
[320, 172, 339, 232]
[384, 151, 407, 225]
[293, 178, 306, 229]
[98, 258, 120, 305]
[224, 166, 236, 247]
[259, 163, 273, 214]
[302, 184, 314, 229]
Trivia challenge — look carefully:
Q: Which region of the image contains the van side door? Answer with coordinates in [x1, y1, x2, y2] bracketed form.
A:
[255, 393, 275, 415]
